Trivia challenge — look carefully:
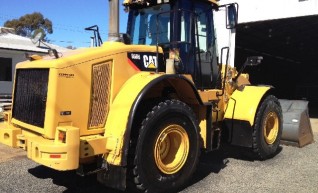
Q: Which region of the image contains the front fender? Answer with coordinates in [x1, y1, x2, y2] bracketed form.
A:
[224, 85, 272, 126]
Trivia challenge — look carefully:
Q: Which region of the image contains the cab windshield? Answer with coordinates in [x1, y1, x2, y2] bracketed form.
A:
[127, 4, 171, 45]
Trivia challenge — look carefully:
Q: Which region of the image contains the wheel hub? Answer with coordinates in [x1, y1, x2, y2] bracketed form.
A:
[154, 124, 189, 174]
[264, 111, 279, 144]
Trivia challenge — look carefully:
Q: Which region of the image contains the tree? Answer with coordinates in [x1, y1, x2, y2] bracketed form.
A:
[4, 12, 53, 40]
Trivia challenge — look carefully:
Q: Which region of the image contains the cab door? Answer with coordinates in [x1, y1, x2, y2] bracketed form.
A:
[194, 3, 218, 89]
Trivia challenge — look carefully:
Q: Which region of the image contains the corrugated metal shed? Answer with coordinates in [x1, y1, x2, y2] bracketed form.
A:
[0, 27, 69, 53]
[0, 27, 70, 94]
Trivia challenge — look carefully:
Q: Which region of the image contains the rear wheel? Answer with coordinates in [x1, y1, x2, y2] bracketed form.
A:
[128, 100, 200, 193]
[253, 95, 283, 160]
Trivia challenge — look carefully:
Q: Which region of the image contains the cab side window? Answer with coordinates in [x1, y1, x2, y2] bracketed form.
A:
[195, 4, 218, 89]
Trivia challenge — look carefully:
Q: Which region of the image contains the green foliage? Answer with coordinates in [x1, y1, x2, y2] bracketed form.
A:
[4, 12, 53, 40]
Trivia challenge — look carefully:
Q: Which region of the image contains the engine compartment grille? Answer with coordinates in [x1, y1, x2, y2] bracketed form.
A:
[88, 62, 112, 128]
[12, 69, 49, 128]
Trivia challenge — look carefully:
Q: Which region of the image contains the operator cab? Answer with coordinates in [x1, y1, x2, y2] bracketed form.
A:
[126, 0, 219, 89]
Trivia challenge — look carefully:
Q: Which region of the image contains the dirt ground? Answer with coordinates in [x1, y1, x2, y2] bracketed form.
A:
[0, 142, 26, 163]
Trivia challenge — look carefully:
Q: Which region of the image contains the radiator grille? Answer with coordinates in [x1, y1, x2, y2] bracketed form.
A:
[88, 62, 112, 128]
[12, 69, 49, 128]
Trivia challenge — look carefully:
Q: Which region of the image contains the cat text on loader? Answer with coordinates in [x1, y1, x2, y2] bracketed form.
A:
[0, 0, 283, 192]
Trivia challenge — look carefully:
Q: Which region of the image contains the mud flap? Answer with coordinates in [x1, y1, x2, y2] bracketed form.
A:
[279, 99, 314, 147]
[97, 164, 126, 191]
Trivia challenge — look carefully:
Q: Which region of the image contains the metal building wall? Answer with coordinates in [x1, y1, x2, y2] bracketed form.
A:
[214, 0, 318, 67]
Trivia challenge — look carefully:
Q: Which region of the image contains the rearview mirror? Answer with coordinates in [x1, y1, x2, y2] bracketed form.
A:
[233, 56, 263, 82]
[226, 4, 238, 29]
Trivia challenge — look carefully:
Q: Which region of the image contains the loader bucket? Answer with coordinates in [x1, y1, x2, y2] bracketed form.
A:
[279, 99, 314, 147]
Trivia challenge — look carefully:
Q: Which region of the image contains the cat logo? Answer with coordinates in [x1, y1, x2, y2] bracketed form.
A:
[143, 55, 157, 69]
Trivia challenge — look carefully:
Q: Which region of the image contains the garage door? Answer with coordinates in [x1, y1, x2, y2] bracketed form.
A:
[235, 14, 318, 110]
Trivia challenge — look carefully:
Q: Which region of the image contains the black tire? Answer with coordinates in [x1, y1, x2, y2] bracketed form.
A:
[128, 100, 200, 193]
[252, 95, 283, 160]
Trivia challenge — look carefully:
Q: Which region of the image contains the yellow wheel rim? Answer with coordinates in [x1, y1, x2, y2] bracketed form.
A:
[154, 124, 189, 174]
[263, 111, 279, 144]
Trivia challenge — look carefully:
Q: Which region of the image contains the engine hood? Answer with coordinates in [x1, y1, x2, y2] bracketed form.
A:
[16, 42, 162, 69]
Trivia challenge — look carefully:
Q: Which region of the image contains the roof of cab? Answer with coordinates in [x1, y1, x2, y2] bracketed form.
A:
[123, 0, 219, 6]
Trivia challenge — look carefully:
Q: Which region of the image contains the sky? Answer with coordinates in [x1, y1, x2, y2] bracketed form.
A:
[0, 0, 129, 48]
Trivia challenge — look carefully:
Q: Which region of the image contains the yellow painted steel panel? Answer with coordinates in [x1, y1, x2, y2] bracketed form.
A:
[27, 126, 80, 171]
[224, 86, 271, 126]
[104, 72, 164, 165]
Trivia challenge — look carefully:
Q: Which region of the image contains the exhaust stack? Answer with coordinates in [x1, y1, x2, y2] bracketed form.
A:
[108, 0, 120, 41]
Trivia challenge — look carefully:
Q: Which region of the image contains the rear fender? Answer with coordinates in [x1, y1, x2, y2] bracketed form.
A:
[104, 72, 201, 166]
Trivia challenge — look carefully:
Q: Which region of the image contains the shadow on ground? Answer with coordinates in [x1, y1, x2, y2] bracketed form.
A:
[184, 143, 283, 190]
[28, 144, 282, 193]
[28, 166, 122, 193]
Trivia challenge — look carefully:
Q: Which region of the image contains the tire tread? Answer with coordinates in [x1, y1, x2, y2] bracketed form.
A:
[127, 99, 200, 193]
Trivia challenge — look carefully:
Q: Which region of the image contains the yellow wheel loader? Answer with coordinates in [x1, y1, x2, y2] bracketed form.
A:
[0, 0, 284, 192]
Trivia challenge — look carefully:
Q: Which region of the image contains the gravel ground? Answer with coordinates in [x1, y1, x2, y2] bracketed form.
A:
[0, 119, 317, 193]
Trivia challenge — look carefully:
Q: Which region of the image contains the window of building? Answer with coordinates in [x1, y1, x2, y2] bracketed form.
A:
[0, 57, 12, 81]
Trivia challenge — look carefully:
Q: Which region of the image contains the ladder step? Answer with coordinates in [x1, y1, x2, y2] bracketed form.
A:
[17, 134, 27, 150]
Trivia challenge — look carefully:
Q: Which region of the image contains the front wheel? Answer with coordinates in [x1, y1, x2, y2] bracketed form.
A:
[129, 100, 200, 193]
[252, 95, 283, 160]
